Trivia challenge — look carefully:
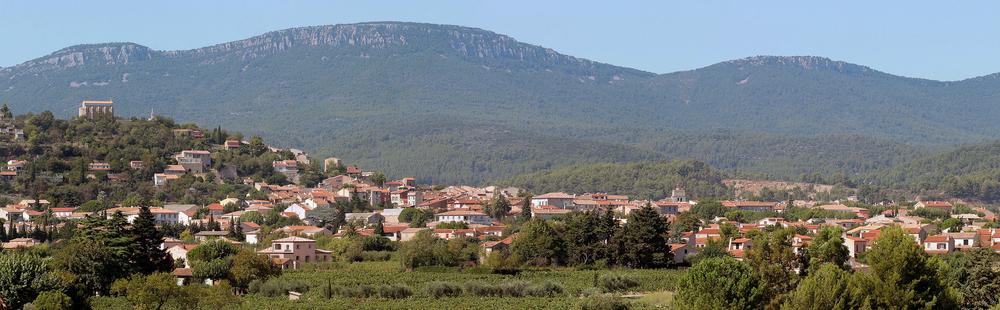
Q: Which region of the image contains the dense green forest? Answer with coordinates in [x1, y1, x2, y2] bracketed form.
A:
[498, 160, 731, 199]
[3, 22, 1000, 184]
[866, 141, 1000, 201]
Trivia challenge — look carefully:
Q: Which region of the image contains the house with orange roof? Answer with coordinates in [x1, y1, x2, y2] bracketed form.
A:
[845, 236, 869, 259]
[914, 201, 954, 213]
[728, 238, 752, 260]
[206, 203, 225, 216]
[345, 166, 362, 175]
[923, 235, 954, 254]
[670, 242, 697, 264]
[945, 232, 977, 250]
[653, 200, 690, 215]
[223, 139, 241, 150]
[433, 228, 477, 240]
[816, 204, 868, 218]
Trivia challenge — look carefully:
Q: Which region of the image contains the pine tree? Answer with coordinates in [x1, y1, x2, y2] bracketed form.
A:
[0, 103, 11, 119]
[486, 194, 511, 220]
[616, 204, 671, 268]
[129, 206, 172, 274]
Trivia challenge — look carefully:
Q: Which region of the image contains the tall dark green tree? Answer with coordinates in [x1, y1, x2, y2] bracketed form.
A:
[783, 263, 851, 309]
[518, 195, 532, 222]
[0, 103, 12, 119]
[371, 172, 387, 187]
[373, 218, 385, 236]
[849, 226, 959, 309]
[563, 211, 608, 266]
[510, 219, 565, 266]
[805, 226, 849, 274]
[616, 204, 671, 268]
[129, 206, 173, 275]
[747, 227, 800, 309]
[484, 194, 511, 220]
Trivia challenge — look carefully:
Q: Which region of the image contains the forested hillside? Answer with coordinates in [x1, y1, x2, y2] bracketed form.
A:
[498, 160, 731, 199]
[3, 22, 1000, 183]
[0, 110, 310, 208]
[868, 141, 1000, 201]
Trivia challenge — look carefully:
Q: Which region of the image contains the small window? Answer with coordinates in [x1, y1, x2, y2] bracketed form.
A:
[274, 244, 280, 250]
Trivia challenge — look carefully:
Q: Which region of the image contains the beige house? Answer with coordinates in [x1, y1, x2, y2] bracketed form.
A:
[257, 237, 332, 269]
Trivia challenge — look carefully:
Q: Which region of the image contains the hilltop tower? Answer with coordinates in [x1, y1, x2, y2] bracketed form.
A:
[78, 100, 114, 118]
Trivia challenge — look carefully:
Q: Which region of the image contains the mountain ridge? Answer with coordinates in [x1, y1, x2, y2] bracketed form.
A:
[7, 22, 998, 81]
[2, 21, 1000, 183]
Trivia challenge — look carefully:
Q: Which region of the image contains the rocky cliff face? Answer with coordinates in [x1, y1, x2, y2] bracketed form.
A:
[720, 55, 876, 75]
[2, 22, 645, 79]
[165, 22, 622, 70]
[2, 43, 156, 75]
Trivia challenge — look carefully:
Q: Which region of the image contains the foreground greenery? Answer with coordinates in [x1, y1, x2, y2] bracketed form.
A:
[92, 259, 681, 309]
[674, 226, 1000, 309]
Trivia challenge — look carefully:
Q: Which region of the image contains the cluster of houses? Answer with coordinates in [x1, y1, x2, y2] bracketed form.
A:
[5, 101, 1000, 283]
[0, 112, 24, 143]
[674, 200, 1000, 268]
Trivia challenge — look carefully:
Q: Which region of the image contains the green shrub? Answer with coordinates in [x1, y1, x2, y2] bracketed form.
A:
[361, 251, 393, 262]
[464, 281, 501, 297]
[253, 278, 311, 297]
[498, 280, 529, 297]
[331, 285, 378, 298]
[599, 273, 639, 292]
[526, 280, 565, 297]
[30, 291, 73, 310]
[579, 297, 631, 310]
[377, 284, 413, 299]
[426, 281, 464, 298]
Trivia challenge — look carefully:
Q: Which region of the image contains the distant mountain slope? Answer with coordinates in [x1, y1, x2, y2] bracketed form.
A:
[868, 141, 1000, 201]
[498, 160, 732, 199]
[1, 22, 998, 183]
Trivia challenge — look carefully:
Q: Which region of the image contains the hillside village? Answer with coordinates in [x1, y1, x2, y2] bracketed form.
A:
[1, 101, 999, 308]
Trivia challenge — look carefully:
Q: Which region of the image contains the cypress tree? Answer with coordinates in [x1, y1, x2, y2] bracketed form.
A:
[374, 218, 385, 236]
[519, 195, 533, 222]
[129, 206, 172, 274]
[0, 221, 7, 242]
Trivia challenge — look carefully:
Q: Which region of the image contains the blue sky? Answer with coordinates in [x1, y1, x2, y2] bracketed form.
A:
[1, 1, 997, 81]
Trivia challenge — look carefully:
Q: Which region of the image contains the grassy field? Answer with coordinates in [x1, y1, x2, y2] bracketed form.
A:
[93, 260, 683, 309]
